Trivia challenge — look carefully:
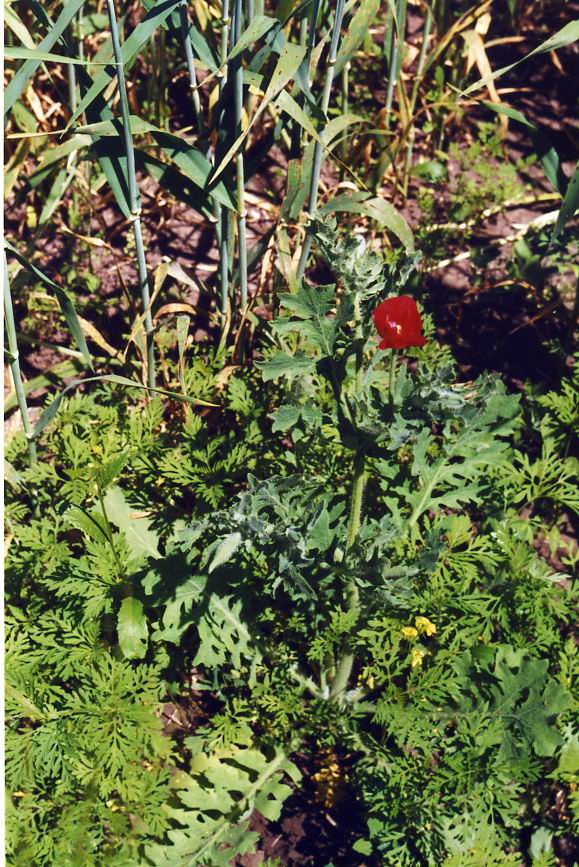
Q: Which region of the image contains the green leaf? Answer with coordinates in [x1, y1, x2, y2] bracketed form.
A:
[144, 748, 297, 867]
[95, 451, 130, 490]
[319, 194, 414, 251]
[353, 839, 373, 856]
[67, 0, 184, 129]
[135, 150, 213, 219]
[335, 0, 381, 76]
[255, 351, 315, 382]
[64, 505, 109, 544]
[186, 23, 219, 72]
[464, 21, 579, 95]
[5, 240, 93, 368]
[32, 373, 217, 440]
[38, 167, 75, 226]
[208, 532, 243, 573]
[483, 101, 565, 194]
[75, 66, 132, 219]
[4, 359, 82, 415]
[276, 282, 339, 355]
[117, 597, 149, 660]
[551, 162, 579, 245]
[158, 575, 207, 640]
[229, 14, 278, 60]
[150, 131, 237, 210]
[75, 116, 158, 136]
[4, 5, 36, 50]
[102, 486, 160, 561]
[4, 0, 86, 114]
[194, 595, 256, 670]
[4, 46, 95, 64]
[270, 404, 302, 432]
[212, 41, 307, 182]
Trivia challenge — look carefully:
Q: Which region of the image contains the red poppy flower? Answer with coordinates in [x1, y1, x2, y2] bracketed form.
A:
[373, 296, 426, 350]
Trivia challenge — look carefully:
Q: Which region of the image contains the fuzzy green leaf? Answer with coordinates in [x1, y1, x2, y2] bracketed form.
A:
[255, 352, 315, 382]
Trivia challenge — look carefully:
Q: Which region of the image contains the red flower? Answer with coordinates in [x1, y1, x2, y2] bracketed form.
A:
[373, 296, 426, 350]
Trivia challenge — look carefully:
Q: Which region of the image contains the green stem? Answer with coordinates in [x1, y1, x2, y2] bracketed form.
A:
[97, 485, 124, 580]
[4, 252, 36, 464]
[291, 0, 321, 158]
[105, 0, 155, 389]
[385, 0, 407, 121]
[340, 60, 350, 169]
[389, 348, 398, 401]
[228, 0, 248, 310]
[179, 0, 204, 136]
[402, 2, 433, 197]
[329, 449, 365, 699]
[217, 0, 231, 315]
[329, 298, 366, 700]
[296, 0, 346, 280]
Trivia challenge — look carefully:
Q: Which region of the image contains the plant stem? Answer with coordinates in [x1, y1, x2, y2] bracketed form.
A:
[105, 0, 155, 389]
[389, 348, 398, 400]
[296, 0, 346, 281]
[329, 449, 365, 699]
[179, 0, 204, 136]
[3, 253, 36, 464]
[385, 0, 408, 122]
[340, 60, 350, 169]
[402, 1, 433, 197]
[97, 485, 124, 580]
[217, 0, 231, 315]
[232, 0, 248, 309]
[291, 0, 321, 158]
[330, 300, 366, 700]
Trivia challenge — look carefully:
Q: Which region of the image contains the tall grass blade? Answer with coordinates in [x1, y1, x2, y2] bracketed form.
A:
[232, 0, 248, 309]
[3, 253, 36, 463]
[104, 0, 155, 388]
[67, 0, 183, 129]
[296, 0, 346, 280]
[5, 241, 93, 367]
[4, 0, 86, 114]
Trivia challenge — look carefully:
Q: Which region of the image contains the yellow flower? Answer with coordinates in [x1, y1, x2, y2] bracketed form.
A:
[411, 648, 426, 668]
[415, 616, 437, 637]
[401, 626, 418, 639]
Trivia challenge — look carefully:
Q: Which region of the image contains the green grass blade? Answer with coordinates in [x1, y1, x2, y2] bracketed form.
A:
[33, 375, 218, 439]
[318, 194, 414, 251]
[5, 241, 93, 368]
[464, 20, 579, 95]
[66, 0, 184, 130]
[212, 41, 307, 182]
[4, 0, 86, 114]
[551, 162, 579, 246]
[4, 46, 95, 64]
[483, 101, 567, 194]
[335, 0, 380, 76]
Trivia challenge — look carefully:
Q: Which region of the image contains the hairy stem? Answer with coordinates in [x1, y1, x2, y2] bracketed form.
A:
[389, 348, 398, 400]
[330, 300, 366, 700]
[329, 450, 365, 699]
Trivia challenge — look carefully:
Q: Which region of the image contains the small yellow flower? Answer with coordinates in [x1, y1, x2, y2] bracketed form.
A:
[401, 626, 418, 639]
[415, 616, 437, 637]
[411, 648, 426, 668]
